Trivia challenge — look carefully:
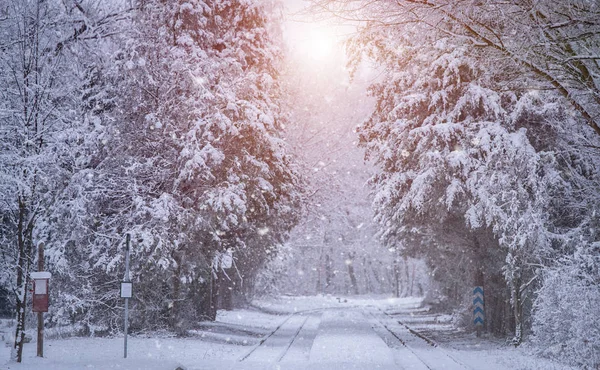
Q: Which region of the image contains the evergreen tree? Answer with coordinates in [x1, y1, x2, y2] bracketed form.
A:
[46, 0, 304, 332]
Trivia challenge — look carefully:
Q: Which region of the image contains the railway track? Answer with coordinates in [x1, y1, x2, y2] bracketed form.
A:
[367, 307, 472, 370]
[236, 304, 471, 369]
[238, 312, 315, 363]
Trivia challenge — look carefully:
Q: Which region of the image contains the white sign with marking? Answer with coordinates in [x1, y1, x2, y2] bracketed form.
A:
[121, 282, 133, 298]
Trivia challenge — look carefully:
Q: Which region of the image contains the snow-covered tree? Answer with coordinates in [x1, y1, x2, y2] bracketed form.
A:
[354, 26, 555, 335]
[45, 0, 304, 332]
[311, 0, 600, 134]
[0, 0, 132, 360]
[312, 0, 600, 360]
[533, 243, 600, 368]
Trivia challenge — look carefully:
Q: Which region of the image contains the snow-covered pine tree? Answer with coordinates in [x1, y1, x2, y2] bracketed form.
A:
[47, 0, 303, 332]
[313, 0, 600, 357]
[349, 23, 559, 339]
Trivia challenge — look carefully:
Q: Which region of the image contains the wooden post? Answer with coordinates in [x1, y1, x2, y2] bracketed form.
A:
[37, 243, 44, 358]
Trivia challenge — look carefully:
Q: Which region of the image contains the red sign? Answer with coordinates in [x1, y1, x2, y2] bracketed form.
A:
[32, 279, 49, 313]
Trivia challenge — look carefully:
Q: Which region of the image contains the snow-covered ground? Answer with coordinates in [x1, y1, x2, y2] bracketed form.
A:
[0, 296, 575, 370]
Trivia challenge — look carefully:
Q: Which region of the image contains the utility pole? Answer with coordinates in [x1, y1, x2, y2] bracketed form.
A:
[37, 243, 44, 358]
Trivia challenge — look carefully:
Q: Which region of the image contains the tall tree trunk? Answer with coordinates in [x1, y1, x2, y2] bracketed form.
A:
[346, 253, 359, 295]
[403, 256, 410, 297]
[221, 269, 233, 311]
[13, 197, 34, 363]
[393, 258, 400, 298]
[512, 276, 523, 345]
[370, 260, 382, 293]
[363, 257, 372, 294]
[12, 2, 43, 360]
[197, 265, 216, 321]
[209, 263, 218, 320]
[324, 254, 333, 292]
[171, 257, 181, 330]
[409, 261, 416, 296]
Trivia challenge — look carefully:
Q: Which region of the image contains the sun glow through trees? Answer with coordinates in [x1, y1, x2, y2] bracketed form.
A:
[295, 26, 338, 63]
[284, 1, 345, 67]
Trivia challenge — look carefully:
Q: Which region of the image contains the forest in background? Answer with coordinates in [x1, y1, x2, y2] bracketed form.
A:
[259, 27, 431, 299]
[1, 0, 599, 368]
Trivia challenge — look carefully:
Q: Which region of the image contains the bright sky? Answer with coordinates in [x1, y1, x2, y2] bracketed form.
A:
[281, 0, 349, 67]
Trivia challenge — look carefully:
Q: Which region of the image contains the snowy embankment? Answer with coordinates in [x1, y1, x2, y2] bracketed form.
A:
[1, 295, 577, 370]
[0, 310, 278, 370]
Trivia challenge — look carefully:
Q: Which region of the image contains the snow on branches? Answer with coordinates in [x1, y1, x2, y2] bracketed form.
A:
[341, 1, 600, 357]
[1, 0, 303, 335]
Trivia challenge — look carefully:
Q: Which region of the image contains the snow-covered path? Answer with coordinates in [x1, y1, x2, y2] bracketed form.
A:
[307, 309, 396, 369]
[2, 296, 575, 370]
[235, 305, 469, 370]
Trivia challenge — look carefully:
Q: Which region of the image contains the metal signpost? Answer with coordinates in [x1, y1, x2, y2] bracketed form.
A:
[473, 286, 485, 337]
[121, 234, 132, 358]
[32, 242, 51, 358]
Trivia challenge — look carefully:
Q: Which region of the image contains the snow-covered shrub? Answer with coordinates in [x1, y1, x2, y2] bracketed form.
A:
[532, 245, 600, 368]
[252, 244, 292, 298]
